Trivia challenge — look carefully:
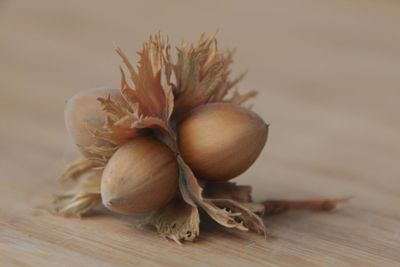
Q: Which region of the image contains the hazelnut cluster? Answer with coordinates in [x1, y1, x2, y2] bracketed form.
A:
[53, 33, 345, 244]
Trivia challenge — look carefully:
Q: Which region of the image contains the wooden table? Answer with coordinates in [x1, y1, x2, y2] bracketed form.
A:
[1, 1, 399, 266]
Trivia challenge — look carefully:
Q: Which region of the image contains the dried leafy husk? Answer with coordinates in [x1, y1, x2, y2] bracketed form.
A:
[178, 156, 264, 232]
[203, 181, 348, 215]
[60, 157, 101, 182]
[202, 182, 266, 234]
[139, 198, 200, 245]
[203, 182, 265, 214]
[52, 170, 102, 217]
[66, 33, 255, 164]
[211, 199, 267, 235]
[115, 34, 174, 120]
[81, 35, 176, 163]
[173, 33, 256, 117]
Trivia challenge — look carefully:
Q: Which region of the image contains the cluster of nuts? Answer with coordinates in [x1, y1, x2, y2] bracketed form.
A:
[54, 33, 343, 244]
[66, 88, 267, 213]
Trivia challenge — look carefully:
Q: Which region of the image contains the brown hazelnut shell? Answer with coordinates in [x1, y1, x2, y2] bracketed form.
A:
[178, 103, 268, 181]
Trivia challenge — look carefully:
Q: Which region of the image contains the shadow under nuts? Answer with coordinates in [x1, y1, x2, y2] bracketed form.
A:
[178, 103, 268, 181]
[101, 137, 179, 215]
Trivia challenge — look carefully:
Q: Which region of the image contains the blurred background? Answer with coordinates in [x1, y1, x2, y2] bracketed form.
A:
[0, 0, 399, 266]
[1, 0, 398, 197]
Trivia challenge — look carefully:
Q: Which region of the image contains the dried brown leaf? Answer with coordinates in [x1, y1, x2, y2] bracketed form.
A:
[203, 182, 267, 234]
[115, 34, 173, 122]
[211, 199, 267, 235]
[177, 156, 249, 231]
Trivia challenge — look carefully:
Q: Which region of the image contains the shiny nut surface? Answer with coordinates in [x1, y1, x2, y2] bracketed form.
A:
[178, 103, 268, 181]
[101, 137, 179, 214]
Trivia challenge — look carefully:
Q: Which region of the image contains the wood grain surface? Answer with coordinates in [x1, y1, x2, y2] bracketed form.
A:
[1, 1, 399, 266]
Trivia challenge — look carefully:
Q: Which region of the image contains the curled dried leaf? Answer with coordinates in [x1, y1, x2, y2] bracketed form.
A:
[203, 182, 267, 234]
[114, 35, 176, 149]
[115, 34, 174, 122]
[211, 199, 267, 236]
[177, 156, 249, 231]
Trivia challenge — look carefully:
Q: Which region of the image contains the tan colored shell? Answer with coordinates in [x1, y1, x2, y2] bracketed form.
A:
[178, 103, 268, 181]
[101, 136, 179, 215]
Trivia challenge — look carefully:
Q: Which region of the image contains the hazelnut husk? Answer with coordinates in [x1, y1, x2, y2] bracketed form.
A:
[52, 33, 347, 244]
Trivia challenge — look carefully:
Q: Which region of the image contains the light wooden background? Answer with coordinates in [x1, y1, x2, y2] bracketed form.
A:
[1, 0, 399, 266]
